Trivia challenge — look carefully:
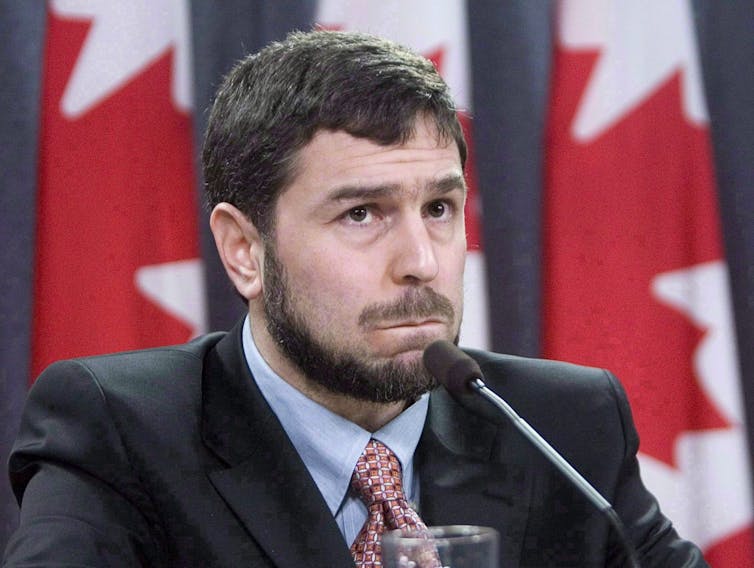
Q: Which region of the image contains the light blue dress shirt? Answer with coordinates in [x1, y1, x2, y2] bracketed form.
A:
[241, 317, 429, 547]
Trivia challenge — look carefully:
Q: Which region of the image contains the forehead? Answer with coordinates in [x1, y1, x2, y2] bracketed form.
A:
[283, 117, 464, 202]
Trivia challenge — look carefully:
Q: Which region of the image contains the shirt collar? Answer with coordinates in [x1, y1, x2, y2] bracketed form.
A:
[241, 316, 429, 515]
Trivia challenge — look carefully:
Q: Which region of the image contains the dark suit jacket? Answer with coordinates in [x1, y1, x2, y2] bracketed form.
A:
[3, 321, 706, 567]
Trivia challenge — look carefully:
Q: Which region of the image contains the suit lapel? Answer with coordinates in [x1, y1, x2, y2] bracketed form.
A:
[201, 321, 354, 568]
[419, 387, 533, 568]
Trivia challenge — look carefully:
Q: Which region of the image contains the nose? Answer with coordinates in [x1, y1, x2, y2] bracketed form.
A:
[390, 215, 440, 284]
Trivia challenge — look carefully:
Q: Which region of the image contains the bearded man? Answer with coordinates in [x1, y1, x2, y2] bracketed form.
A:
[4, 31, 707, 567]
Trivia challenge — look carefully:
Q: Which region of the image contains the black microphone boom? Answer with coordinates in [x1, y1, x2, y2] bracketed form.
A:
[423, 340, 641, 568]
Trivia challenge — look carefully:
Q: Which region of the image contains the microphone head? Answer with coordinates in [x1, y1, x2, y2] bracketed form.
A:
[423, 340, 483, 396]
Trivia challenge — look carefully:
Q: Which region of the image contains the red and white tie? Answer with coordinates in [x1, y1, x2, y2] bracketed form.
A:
[350, 439, 435, 567]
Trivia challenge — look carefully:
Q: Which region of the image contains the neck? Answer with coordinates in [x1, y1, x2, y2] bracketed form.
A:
[294, 387, 406, 432]
[249, 315, 406, 432]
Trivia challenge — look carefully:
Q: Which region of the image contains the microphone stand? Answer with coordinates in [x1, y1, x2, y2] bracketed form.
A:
[470, 378, 642, 568]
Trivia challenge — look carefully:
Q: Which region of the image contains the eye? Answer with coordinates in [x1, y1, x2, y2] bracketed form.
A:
[347, 207, 370, 223]
[427, 200, 450, 219]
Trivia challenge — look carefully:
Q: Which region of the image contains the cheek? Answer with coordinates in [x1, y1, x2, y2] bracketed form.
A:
[442, 248, 468, 322]
[285, 255, 369, 324]
[443, 243, 468, 287]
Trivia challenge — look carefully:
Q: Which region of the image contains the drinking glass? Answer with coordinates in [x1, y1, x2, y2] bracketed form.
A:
[382, 525, 499, 568]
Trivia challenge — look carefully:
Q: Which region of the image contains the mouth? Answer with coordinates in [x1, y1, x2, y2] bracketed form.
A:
[367, 320, 450, 359]
[375, 318, 445, 330]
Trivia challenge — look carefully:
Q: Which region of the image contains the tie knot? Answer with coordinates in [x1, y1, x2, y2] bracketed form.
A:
[351, 439, 406, 506]
[349, 440, 438, 567]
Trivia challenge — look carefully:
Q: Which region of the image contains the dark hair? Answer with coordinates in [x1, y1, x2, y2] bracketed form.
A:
[202, 30, 466, 237]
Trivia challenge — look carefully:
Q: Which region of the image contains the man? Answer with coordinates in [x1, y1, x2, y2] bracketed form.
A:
[4, 31, 706, 567]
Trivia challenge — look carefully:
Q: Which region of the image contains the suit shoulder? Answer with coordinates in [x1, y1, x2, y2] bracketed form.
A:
[464, 348, 614, 391]
[32, 331, 228, 411]
[75, 330, 226, 368]
[460, 349, 637, 468]
[460, 348, 630, 431]
[40, 331, 226, 381]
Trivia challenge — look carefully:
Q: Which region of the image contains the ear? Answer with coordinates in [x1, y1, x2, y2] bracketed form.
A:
[209, 203, 265, 301]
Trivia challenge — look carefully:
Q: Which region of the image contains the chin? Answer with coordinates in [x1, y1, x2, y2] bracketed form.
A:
[388, 348, 425, 366]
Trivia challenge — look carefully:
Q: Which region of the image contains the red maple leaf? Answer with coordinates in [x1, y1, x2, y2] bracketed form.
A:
[542, 48, 729, 466]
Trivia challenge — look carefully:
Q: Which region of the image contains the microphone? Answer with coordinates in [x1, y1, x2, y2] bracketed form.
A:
[423, 340, 641, 568]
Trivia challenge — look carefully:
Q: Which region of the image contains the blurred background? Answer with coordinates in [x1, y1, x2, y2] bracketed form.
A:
[1, 1, 752, 563]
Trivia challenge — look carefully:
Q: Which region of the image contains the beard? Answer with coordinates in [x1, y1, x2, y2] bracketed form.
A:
[262, 245, 460, 404]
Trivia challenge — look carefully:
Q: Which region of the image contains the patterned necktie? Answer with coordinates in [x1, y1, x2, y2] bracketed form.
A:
[350, 439, 435, 567]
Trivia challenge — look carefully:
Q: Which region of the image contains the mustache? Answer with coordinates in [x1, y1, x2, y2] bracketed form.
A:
[358, 287, 455, 328]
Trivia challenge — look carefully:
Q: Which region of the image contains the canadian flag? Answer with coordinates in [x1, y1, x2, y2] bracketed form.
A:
[543, 1, 752, 564]
[315, 0, 489, 350]
[32, 0, 206, 379]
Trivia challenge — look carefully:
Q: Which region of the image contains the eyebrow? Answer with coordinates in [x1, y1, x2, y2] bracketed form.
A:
[326, 173, 467, 203]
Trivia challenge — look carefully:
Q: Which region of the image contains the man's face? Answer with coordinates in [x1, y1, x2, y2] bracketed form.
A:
[260, 116, 467, 403]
